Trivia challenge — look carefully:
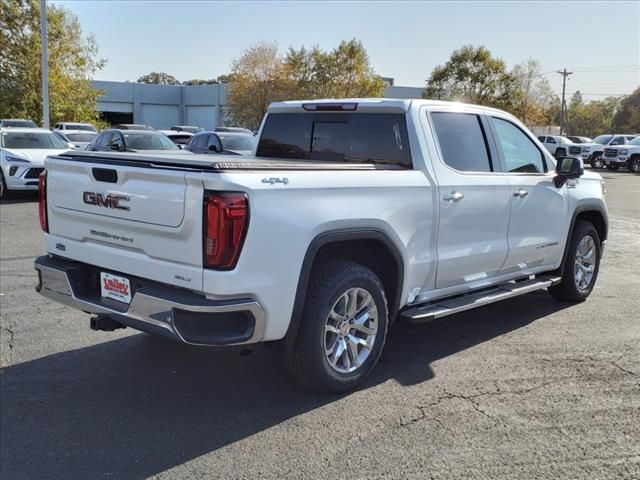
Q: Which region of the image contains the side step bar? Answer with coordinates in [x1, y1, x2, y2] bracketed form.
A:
[401, 275, 562, 324]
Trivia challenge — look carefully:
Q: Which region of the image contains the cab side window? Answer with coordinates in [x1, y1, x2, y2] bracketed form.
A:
[431, 112, 493, 172]
[492, 118, 546, 173]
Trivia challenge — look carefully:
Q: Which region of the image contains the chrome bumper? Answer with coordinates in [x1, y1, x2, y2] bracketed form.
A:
[34, 256, 265, 346]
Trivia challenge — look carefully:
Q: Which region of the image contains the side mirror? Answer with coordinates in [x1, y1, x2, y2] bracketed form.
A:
[110, 143, 122, 152]
[208, 144, 220, 152]
[554, 156, 583, 187]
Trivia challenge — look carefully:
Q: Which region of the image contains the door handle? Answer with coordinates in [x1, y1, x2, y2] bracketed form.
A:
[513, 189, 529, 198]
[443, 191, 464, 202]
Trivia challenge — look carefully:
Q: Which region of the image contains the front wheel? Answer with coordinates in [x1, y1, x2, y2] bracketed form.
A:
[286, 261, 388, 393]
[591, 153, 604, 169]
[0, 170, 7, 200]
[548, 220, 601, 302]
[628, 156, 640, 173]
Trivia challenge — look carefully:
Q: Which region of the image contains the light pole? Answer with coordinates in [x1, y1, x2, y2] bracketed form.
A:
[40, 0, 50, 128]
[557, 68, 573, 135]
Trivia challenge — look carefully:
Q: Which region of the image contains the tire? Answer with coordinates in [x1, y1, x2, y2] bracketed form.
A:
[591, 153, 604, 169]
[286, 260, 389, 393]
[0, 170, 7, 200]
[628, 156, 640, 174]
[556, 148, 567, 158]
[606, 164, 619, 171]
[548, 220, 601, 302]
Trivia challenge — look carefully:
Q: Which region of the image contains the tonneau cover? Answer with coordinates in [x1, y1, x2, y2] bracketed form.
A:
[53, 151, 405, 171]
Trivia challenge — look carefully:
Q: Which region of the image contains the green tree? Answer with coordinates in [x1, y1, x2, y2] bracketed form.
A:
[567, 96, 623, 137]
[0, 0, 105, 126]
[285, 39, 385, 99]
[511, 58, 556, 126]
[612, 88, 640, 133]
[424, 45, 520, 112]
[137, 72, 180, 85]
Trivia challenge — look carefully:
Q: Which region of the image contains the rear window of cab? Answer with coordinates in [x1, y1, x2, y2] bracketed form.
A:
[256, 112, 412, 168]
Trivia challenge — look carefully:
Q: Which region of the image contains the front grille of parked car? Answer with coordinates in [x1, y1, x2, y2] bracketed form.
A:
[569, 146, 582, 155]
[24, 168, 44, 179]
[604, 148, 618, 158]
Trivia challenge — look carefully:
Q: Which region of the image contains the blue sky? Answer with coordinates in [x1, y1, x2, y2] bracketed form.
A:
[54, 1, 639, 100]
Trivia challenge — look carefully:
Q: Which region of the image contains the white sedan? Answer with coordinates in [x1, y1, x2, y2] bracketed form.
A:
[0, 128, 70, 198]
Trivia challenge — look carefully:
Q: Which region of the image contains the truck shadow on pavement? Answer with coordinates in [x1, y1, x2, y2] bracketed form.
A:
[1, 291, 571, 479]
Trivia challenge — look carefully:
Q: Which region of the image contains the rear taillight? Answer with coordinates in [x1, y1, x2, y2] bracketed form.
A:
[203, 192, 249, 270]
[38, 171, 48, 232]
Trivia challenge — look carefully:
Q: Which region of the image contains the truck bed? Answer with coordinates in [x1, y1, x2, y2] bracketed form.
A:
[56, 151, 405, 171]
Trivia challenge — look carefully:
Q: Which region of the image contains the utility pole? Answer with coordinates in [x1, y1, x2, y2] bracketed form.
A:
[40, 0, 49, 129]
[557, 68, 573, 135]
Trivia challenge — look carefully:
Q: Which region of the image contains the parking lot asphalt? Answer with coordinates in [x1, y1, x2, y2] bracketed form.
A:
[1, 170, 638, 479]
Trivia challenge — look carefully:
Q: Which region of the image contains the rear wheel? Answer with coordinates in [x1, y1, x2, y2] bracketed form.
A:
[286, 260, 388, 393]
[591, 153, 604, 169]
[549, 220, 601, 302]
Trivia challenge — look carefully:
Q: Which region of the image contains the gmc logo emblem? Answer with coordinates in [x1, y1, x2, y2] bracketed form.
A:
[83, 192, 130, 211]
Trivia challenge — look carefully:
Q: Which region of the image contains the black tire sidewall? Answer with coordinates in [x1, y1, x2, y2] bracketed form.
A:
[565, 222, 601, 300]
[295, 262, 389, 392]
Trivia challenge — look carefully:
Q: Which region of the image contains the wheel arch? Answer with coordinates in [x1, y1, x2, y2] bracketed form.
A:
[558, 204, 608, 274]
[284, 228, 404, 352]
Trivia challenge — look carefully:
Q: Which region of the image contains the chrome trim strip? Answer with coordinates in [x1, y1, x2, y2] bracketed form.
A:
[35, 257, 265, 346]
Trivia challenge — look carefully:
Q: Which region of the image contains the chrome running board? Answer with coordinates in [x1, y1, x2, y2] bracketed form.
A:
[401, 275, 562, 324]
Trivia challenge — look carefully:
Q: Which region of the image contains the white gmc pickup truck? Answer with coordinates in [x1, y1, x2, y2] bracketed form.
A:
[35, 99, 608, 393]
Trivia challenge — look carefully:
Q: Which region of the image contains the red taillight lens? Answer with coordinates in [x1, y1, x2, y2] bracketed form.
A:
[38, 171, 48, 232]
[203, 192, 249, 270]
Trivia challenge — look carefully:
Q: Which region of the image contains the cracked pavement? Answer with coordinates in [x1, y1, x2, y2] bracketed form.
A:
[1, 170, 639, 479]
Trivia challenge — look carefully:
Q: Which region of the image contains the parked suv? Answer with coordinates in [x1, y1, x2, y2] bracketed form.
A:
[579, 134, 637, 169]
[602, 136, 640, 172]
[0, 119, 38, 128]
[35, 99, 608, 392]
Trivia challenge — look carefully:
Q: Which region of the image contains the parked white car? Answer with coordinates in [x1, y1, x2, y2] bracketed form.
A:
[35, 99, 608, 392]
[158, 130, 194, 148]
[577, 134, 637, 169]
[53, 122, 97, 133]
[53, 130, 98, 149]
[602, 136, 640, 172]
[0, 128, 70, 198]
[537, 135, 579, 158]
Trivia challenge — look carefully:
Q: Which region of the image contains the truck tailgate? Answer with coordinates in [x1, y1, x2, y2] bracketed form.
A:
[45, 156, 205, 291]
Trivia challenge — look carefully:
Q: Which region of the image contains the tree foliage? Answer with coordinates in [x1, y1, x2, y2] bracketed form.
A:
[137, 72, 180, 85]
[424, 45, 519, 111]
[0, 0, 105, 125]
[285, 40, 385, 99]
[566, 96, 624, 137]
[226, 39, 385, 129]
[612, 88, 640, 133]
[511, 59, 557, 126]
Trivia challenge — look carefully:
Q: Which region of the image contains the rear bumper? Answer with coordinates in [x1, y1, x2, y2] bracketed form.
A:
[34, 255, 265, 346]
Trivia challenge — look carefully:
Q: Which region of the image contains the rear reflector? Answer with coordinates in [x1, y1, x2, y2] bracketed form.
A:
[302, 102, 358, 111]
[38, 171, 48, 232]
[203, 192, 249, 270]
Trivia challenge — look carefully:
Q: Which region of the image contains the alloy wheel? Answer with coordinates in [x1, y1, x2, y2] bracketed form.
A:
[324, 287, 378, 374]
[574, 235, 596, 291]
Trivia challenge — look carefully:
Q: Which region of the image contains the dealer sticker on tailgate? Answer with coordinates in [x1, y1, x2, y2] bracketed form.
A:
[100, 272, 132, 304]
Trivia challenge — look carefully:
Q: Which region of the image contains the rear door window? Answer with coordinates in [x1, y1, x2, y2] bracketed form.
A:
[256, 112, 411, 167]
[430, 112, 492, 172]
[492, 118, 546, 173]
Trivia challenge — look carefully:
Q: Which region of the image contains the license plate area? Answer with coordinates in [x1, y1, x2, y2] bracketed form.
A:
[100, 272, 132, 304]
